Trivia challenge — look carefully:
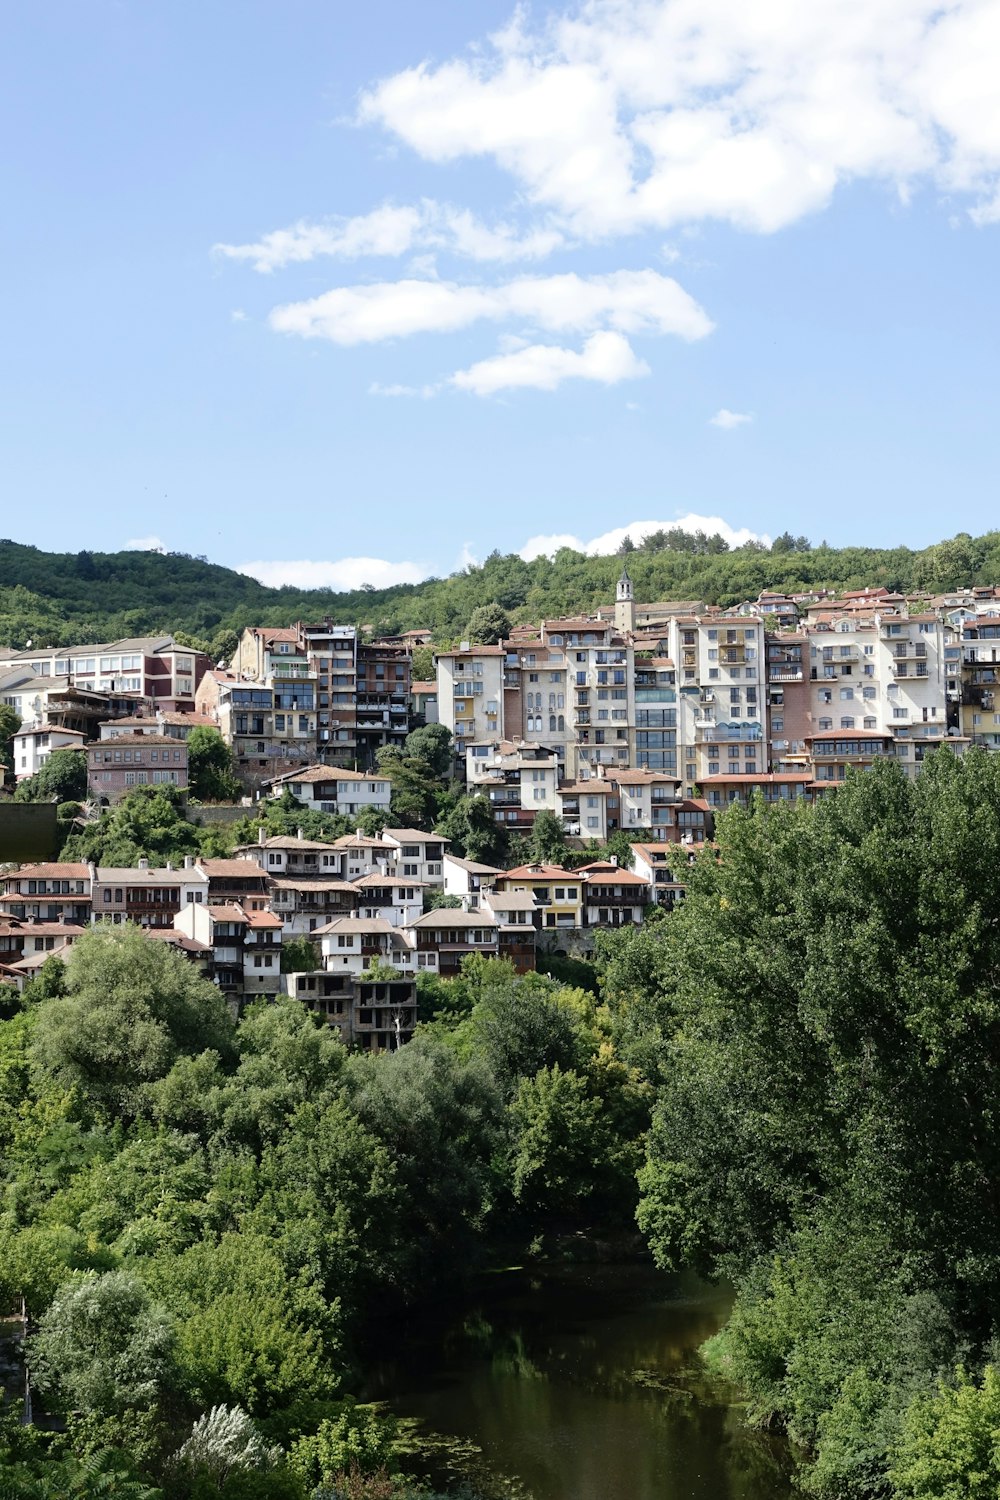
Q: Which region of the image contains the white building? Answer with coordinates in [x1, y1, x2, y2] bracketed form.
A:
[11, 725, 87, 781]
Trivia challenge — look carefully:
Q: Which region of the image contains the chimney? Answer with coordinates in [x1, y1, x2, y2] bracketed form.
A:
[609, 854, 618, 867]
[258, 825, 267, 847]
[296, 827, 304, 841]
[165, 860, 174, 872]
[138, 857, 150, 870]
[183, 855, 194, 869]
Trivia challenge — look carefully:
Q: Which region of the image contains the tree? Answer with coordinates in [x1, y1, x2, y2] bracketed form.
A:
[29, 1270, 173, 1417]
[0, 703, 20, 785]
[402, 723, 453, 779]
[280, 935, 319, 974]
[466, 602, 511, 646]
[60, 785, 203, 866]
[170, 1406, 281, 1488]
[434, 793, 508, 865]
[31, 924, 235, 1114]
[526, 809, 567, 865]
[13, 747, 86, 803]
[187, 726, 242, 802]
[891, 1367, 1000, 1500]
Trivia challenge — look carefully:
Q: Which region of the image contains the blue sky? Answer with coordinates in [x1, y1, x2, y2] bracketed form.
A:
[3, 0, 1000, 590]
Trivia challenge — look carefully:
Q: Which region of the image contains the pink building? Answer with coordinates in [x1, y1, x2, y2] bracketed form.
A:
[86, 734, 188, 803]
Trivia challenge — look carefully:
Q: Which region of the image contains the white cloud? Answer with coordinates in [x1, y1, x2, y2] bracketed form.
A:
[710, 407, 752, 428]
[520, 513, 770, 560]
[450, 330, 649, 394]
[269, 268, 712, 345]
[230, 308, 247, 322]
[125, 535, 166, 552]
[369, 380, 440, 398]
[236, 557, 426, 590]
[358, 1, 1000, 235]
[214, 200, 564, 272]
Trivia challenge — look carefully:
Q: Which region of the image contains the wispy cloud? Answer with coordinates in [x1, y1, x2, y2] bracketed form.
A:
[270, 269, 712, 346]
[125, 535, 166, 552]
[215, 200, 564, 273]
[369, 380, 440, 399]
[450, 330, 649, 395]
[710, 407, 753, 428]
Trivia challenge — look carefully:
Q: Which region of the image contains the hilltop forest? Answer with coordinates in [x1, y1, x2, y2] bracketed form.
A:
[2, 529, 1000, 653]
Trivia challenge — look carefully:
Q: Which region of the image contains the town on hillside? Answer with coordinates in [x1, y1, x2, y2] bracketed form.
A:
[1, 570, 996, 1039]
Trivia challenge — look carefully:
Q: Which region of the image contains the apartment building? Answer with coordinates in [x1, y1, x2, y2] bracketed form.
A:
[435, 645, 505, 754]
[494, 864, 586, 930]
[443, 854, 503, 907]
[467, 739, 561, 833]
[630, 843, 694, 909]
[576, 859, 652, 928]
[959, 615, 1000, 749]
[671, 615, 766, 794]
[299, 619, 358, 766]
[378, 828, 448, 887]
[355, 640, 410, 767]
[4, 637, 208, 712]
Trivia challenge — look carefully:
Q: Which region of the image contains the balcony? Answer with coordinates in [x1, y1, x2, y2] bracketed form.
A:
[768, 666, 803, 682]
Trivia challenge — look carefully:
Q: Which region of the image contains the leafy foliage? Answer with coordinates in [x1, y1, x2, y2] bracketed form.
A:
[13, 749, 87, 805]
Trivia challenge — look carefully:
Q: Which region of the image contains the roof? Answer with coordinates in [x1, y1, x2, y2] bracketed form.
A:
[248, 626, 299, 643]
[13, 725, 86, 740]
[410, 680, 436, 693]
[408, 909, 499, 929]
[6, 921, 86, 936]
[147, 930, 210, 952]
[483, 890, 537, 911]
[247, 910, 283, 929]
[268, 764, 380, 785]
[199, 858, 271, 878]
[576, 863, 651, 884]
[352, 873, 427, 889]
[207, 905, 249, 923]
[271, 877, 357, 893]
[443, 855, 503, 875]
[235, 835, 335, 852]
[85, 734, 182, 748]
[8, 863, 91, 879]
[499, 864, 581, 880]
[381, 828, 448, 844]
[314, 916, 395, 936]
[805, 729, 891, 742]
[435, 645, 505, 658]
[96, 865, 207, 883]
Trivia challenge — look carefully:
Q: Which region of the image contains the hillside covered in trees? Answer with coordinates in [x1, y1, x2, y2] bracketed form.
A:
[2, 529, 999, 652]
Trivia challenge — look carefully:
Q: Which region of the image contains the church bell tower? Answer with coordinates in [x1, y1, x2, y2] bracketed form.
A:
[615, 563, 635, 633]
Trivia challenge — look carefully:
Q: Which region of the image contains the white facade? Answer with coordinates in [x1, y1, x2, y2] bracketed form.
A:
[11, 726, 86, 781]
[435, 647, 505, 753]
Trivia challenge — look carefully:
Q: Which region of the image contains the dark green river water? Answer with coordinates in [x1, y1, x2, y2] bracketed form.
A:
[366, 1261, 796, 1500]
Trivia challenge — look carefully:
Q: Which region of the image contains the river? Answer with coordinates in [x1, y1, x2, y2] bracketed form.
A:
[365, 1260, 796, 1500]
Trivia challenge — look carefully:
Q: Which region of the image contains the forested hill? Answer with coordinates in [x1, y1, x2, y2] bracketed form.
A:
[1, 529, 998, 654]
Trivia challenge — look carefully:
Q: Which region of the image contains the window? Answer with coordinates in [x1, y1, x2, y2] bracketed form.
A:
[772, 717, 784, 733]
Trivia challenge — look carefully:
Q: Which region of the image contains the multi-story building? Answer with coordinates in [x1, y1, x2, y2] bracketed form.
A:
[4, 637, 208, 712]
[11, 725, 87, 781]
[405, 908, 500, 977]
[299, 619, 358, 766]
[494, 864, 586, 931]
[0, 863, 93, 925]
[959, 615, 1000, 749]
[576, 859, 652, 929]
[630, 843, 694, 909]
[92, 857, 209, 927]
[174, 901, 282, 1008]
[283, 967, 417, 1051]
[443, 854, 503, 908]
[435, 645, 505, 756]
[467, 739, 561, 835]
[86, 734, 187, 803]
[196, 857, 272, 912]
[672, 615, 766, 794]
[263, 764, 391, 819]
[355, 640, 410, 768]
[378, 828, 448, 888]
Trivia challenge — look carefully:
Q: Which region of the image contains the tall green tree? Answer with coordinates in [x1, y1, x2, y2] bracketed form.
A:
[13, 747, 86, 803]
[186, 726, 242, 802]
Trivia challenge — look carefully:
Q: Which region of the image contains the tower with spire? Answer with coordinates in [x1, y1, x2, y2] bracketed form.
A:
[615, 563, 635, 633]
